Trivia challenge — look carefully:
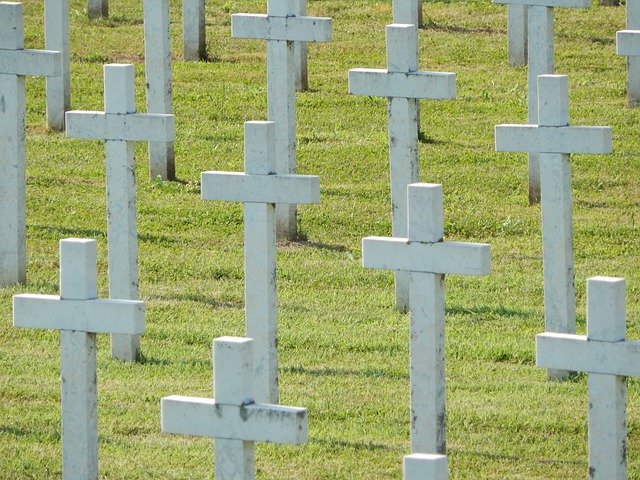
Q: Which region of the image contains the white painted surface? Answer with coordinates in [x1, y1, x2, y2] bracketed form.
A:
[508, 5, 528, 66]
[65, 111, 174, 142]
[182, 0, 205, 60]
[232, 14, 332, 43]
[293, 0, 308, 91]
[44, 0, 70, 131]
[404, 453, 448, 479]
[348, 69, 456, 99]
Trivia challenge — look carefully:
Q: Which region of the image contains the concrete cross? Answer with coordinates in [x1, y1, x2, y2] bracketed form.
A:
[393, 0, 423, 28]
[349, 24, 456, 312]
[161, 336, 308, 479]
[616, 0, 640, 107]
[404, 453, 448, 480]
[362, 183, 491, 454]
[0, 2, 61, 286]
[495, 74, 612, 380]
[182, 0, 206, 61]
[493, 0, 591, 204]
[507, 5, 528, 66]
[144, 0, 175, 180]
[13, 238, 145, 480]
[231, 1, 332, 241]
[536, 277, 635, 480]
[65, 64, 174, 362]
[44, 0, 70, 131]
[201, 121, 320, 404]
[87, 0, 107, 19]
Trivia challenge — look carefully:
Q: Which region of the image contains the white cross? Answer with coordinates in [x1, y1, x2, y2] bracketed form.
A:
[144, 0, 175, 180]
[13, 238, 145, 480]
[65, 64, 174, 362]
[393, 0, 422, 27]
[507, 5, 528, 66]
[616, 0, 640, 107]
[232, 1, 332, 240]
[87, 0, 107, 19]
[349, 24, 456, 312]
[182, 0, 205, 61]
[0, 2, 61, 287]
[44, 0, 70, 131]
[201, 121, 320, 404]
[404, 453, 448, 480]
[162, 336, 308, 479]
[495, 74, 612, 380]
[493, 0, 591, 204]
[362, 183, 490, 454]
[536, 277, 635, 480]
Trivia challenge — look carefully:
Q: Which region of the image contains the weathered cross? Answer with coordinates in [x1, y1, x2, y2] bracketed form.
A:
[182, 0, 206, 61]
[536, 277, 636, 480]
[231, 1, 331, 240]
[495, 74, 612, 380]
[349, 23, 456, 312]
[201, 121, 320, 404]
[44, 0, 70, 131]
[87, 0, 108, 20]
[362, 183, 491, 454]
[393, 0, 423, 28]
[0, 2, 61, 286]
[13, 238, 145, 480]
[492, 0, 591, 204]
[161, 336, 308, 479]
[404, 453, 448, 480]
[507, 5, 527, 66]
[616, 0, 640, 107]
[66, 64, 174, 362]
[144, 0, 175, 180]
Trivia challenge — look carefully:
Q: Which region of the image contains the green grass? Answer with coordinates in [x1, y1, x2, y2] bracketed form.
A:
[1, 0, 639, 478]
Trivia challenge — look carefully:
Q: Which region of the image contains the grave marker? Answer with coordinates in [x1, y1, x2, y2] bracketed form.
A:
[493, 0, 591, 204]
[508, 5, 528, 66]
[183, 0, 206, 61]
[87, 0, 107, 19]
[293, 0, 308, 91]
[349, 24, 456, 312]
[232, 2, 331, 240]
[201, 121, 320, 403]
[161, 336, 308, 479]
[13, 238, 145, 480]
[144, 0, 175, 180]
[537, 277, 634, 479]
[0, 2, 61, 286]
[44, 0, 70, 131]
[404, 454, 448, 480]
[495, 74, 612, 380]
[362, 183, 491, 454]
[66, 64, 174, 362]
[616, 0, 640, 107]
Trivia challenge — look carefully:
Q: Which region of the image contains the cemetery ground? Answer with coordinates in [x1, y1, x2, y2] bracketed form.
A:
[0, 0, 638, 478]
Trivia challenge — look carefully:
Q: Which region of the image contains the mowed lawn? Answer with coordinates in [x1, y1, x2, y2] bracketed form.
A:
[1, 0, 639, 478]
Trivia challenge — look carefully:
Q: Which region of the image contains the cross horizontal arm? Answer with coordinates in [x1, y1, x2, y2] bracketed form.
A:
[362, 237, 491, 275]
[201, 171, 320, 205]
[616, 30, 640, 56]
[0, 49, 62, 77]
[65, 111, 175, 142]
[161, 396, 308, 444]
[13, 294, 145, 335]
[536, 332, 640, 377]
[493, 0, 590, 8]
[495, 125, 612, 154]
[231, 14, 332, 43]
[349, 69, 456, 100]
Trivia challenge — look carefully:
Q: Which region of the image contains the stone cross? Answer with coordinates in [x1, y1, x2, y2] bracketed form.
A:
[536, 277, 635, 480]
[201, 121, 320, 404]
[232, 1, 332, 241]
[0, 2, 61, 286]
[493, 0, 591, 204]
[404, 453, 448, 480]
[44, 0, 70, 131]
[87, 0, 108, 20]
[13, 238, 145, 480]
[362, 183, 491, 454]
[495, 74, 612, 380]
[508, 5, 527, 66]
[616, 0, 640, 107]
[393, 0, 423, 27]
[144, 0, 175, 180]
[182, 0, 206, 61]
[349, 24, 456, 312]
[65, 64, 174, 362]
[161, 336, 308, 479]
[293, 0, 308, 91]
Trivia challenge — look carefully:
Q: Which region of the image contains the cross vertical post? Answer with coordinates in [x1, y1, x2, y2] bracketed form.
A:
[0, 2, 61, 286]
[201, 121, 320, 403]
[404, 453, 448, 480]
[144, 0, 175, 180]
[363, 183, 490, 455]
[44, 0, 70, 131]
[232, 2, 332, 240]
[65, 63, 175, 361]
[183, 0, 206, 61]
[349, 24, 456, 312]
[293, 0, 308, 91]
[616, 0, 640, 106]
[508, 5, 528, 65]
[87, 0, 108, 19]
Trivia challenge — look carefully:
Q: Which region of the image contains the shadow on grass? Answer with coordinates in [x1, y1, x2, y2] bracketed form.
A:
[30, 224, 183, 246]
[0, 425, 59, 441]
[310, 437, 403, 452]
[279, 238, 348, 253]
[283, 365, 408, 380]
[146, 292, 243, 309]
[447, 304, 531, 319]
[451, 447, 584, 466]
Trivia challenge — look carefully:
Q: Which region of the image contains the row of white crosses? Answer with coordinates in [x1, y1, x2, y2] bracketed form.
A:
[496, 74, 612, 379]
[231, 0, 332, 240]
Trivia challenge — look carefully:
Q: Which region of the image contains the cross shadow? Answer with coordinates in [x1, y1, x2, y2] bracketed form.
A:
[283, 365, 408, 381]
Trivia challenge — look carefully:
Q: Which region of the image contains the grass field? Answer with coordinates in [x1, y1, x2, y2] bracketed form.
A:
[1, 0, 639, 478]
